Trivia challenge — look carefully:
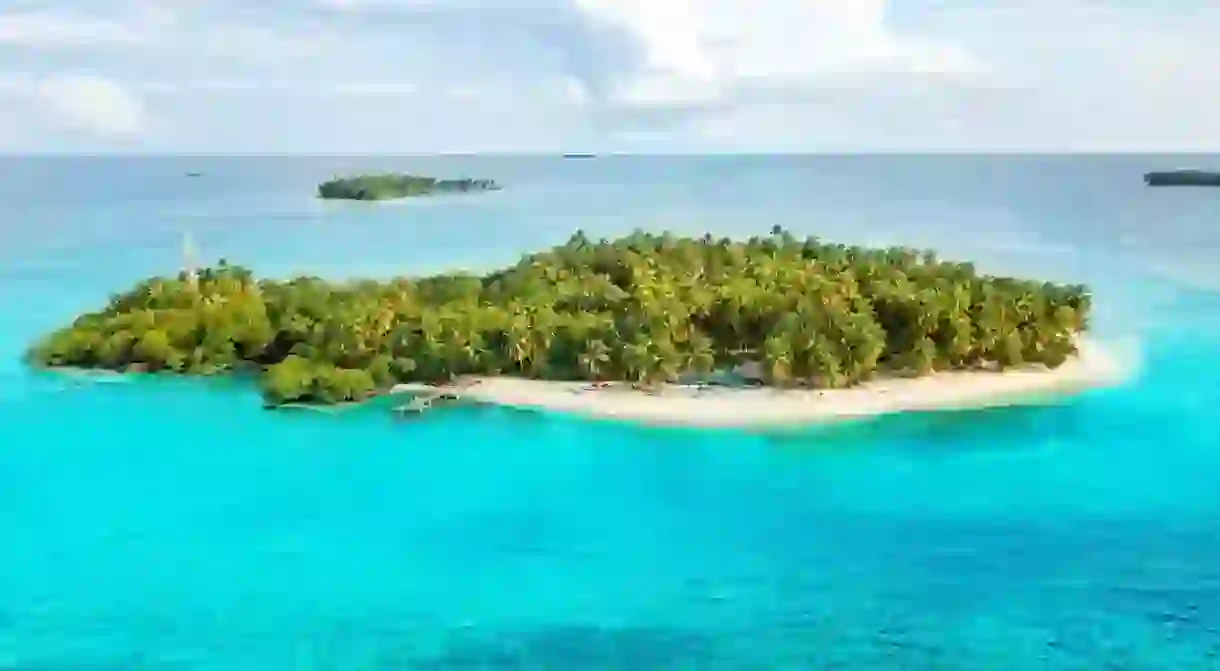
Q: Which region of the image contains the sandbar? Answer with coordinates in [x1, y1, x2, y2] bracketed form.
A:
[454, 340, 1128, 429]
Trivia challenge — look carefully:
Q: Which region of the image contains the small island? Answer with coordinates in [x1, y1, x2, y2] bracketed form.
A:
[27, 228, 1113, 425]
[317, 173, 500, 201]
[1144, 170, 1220, 187]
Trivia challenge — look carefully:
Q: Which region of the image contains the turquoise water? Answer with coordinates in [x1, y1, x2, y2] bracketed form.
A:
[2, 155, 1220, 669]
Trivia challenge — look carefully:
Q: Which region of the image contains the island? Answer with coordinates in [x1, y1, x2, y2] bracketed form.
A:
[317, 173, 500, 201]
[26, 228, 1117, 426]
[1144, 170, 1220, 187]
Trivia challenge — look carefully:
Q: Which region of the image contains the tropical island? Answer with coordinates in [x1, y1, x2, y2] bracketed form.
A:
[1144, 170, 1220, 187]
[317, 173, 500, 201]
[26, 227, 1116, 426]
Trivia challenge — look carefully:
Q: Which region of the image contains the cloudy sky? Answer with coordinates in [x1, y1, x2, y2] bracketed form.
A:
[1, 0, 1218, 153]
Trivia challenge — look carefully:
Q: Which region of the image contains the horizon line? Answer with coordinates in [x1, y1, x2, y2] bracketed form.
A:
[2, 150, 1219, 158]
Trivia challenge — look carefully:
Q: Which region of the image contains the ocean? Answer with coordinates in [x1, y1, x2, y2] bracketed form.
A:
[1, 155, 1218, 669]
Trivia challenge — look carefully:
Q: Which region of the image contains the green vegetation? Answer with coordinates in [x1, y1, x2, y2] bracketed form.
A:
[1144, 170, 1220, 187]
[317, 173, 500, 201]
[27, 228, 1091, 407]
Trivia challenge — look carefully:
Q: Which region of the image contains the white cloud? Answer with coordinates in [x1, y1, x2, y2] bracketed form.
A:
[333, 81, 418, 95]
[316, 0, 484, 9]
[445, 84, 483, 99]
[1, 1, 1220, 151]
[0, 72, 35, 92]
[0, 10, 145, 47]
[574, 0, 980, 106]
[0, 6, 325, 66]
[132, 79, 426, 95]
[35, 75, 147, 138]
[196, 23, 331, 63]
[136, 79, 253, 93]
[556, 77, 590, 107]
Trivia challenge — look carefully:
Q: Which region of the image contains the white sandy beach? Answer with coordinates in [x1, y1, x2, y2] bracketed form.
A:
[449, 339, 1129, 429]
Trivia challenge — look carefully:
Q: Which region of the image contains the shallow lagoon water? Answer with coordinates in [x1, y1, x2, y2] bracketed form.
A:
[2, 155, 1220, 669]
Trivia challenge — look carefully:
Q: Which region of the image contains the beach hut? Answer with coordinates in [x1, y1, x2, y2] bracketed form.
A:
[677, 364, 762, 388]
[733, 361, 766, 385]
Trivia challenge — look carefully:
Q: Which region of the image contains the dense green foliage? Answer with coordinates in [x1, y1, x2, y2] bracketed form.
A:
[28, 228, 1091, 406]
[317, 173, 500, 200]
[1144, 170, 1220, 187]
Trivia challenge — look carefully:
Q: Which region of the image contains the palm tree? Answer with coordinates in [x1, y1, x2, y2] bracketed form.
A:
[622, 335, 654, 383]
[763, 335, 793, 386]
[687, 330, 717, 375]
[650, 335, 682, 383]
[504, 312, 533, 374]
[578, 339, 612, 381]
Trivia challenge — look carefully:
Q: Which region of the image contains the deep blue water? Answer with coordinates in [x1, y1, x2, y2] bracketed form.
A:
[2, 155, 1219, 669]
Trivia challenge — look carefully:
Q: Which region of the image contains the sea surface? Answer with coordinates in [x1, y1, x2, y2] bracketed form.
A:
[1, 155, 1219, 669]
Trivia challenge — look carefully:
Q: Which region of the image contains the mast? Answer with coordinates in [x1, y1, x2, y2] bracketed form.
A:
[182, 231, 198, 289]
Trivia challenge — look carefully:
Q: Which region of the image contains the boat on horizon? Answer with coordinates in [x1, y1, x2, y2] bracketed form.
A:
[562, 153, 597, 159]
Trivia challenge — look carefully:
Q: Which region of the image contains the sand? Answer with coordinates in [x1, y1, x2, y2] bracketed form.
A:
[452, 339, 1129, 429]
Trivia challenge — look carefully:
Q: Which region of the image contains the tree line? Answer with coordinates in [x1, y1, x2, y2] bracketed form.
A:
[317, 173, 500, 201]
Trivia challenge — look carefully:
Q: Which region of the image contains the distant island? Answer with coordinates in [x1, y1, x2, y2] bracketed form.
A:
[1144, 170, 1220, 187]
[26, 227, 1104, 423]
[563, 153, 597, 159]
[317, 173, 500, 201]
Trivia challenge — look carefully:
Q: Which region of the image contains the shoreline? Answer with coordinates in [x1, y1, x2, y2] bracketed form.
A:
[36, 340, 1130, 427]
[450, 339, 1129, 429]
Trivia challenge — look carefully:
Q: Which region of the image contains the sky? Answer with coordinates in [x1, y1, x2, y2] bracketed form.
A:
[1, 0, 1219, 153]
